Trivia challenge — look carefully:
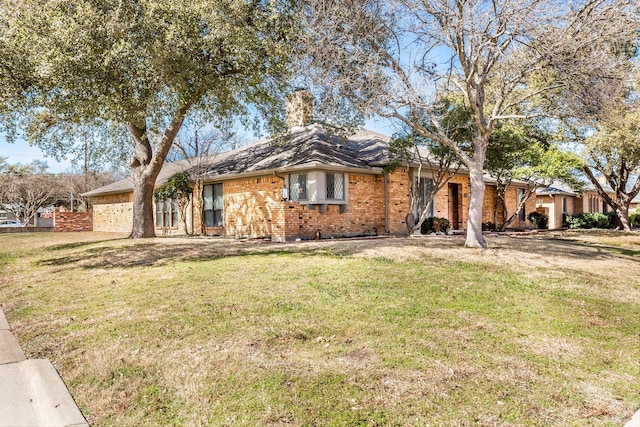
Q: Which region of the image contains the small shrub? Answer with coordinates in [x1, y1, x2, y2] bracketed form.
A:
[482, 222, 495, 231]
[421, 217, 451, 234]
[527, 211, 548, 229]
[630, 212, 640, 228]
[606, 211, 619, 228]
[565, 212, 611, 229]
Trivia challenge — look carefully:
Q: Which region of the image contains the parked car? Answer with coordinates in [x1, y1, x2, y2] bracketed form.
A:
[0, 220, 22, 227]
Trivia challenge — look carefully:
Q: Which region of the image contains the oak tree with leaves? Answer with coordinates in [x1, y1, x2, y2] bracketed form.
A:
[0, 0, 298, 238]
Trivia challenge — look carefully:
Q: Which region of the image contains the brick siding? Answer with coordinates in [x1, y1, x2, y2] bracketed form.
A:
[90, 169, 545, 239]
[93, 193, 133, 233]
[386, 169, 411, 234]
[222, 176, 285, 240]
[53, 211, 93, 232]
[283, 173, 386, 240]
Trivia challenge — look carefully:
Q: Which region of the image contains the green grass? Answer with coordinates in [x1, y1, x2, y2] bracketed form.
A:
[0, 232, 639, 426]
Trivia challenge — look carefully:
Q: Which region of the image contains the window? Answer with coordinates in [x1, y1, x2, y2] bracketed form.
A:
[326, 173, 345, 200]
[414, 177, 434, 221]
[562, 197, 567, 213]
[518, 188, 526, 222]
[156, 199, 178, 227]
[204, 183, 223, 227]
[156, 201, 162, 227]
[290, 173, 307, 201]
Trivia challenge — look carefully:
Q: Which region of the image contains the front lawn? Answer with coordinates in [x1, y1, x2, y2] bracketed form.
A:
[0, 231, 638, 425]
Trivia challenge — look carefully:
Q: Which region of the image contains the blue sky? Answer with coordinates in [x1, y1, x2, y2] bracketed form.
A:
[0, 134, 72, 173]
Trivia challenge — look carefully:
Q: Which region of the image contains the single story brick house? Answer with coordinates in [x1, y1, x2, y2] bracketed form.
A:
[83, 122, 540, 240]
[83, 91, 550, 239]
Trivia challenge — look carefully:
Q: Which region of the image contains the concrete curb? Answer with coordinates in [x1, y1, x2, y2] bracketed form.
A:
[0, 310, 88, 427]
[625, 409, 640, 427]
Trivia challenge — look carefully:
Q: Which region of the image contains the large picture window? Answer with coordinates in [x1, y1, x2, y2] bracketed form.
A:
[204, 183, 223, 227]
[326, 173, 345, 200]
[290, 173, 307, 201]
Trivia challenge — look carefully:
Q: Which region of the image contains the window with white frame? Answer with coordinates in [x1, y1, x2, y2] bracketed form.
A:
[156, 199, 178, 227]
[203, 183, 223, 227]
[326, 172, 345, 200]
[290, 173, 307, 201]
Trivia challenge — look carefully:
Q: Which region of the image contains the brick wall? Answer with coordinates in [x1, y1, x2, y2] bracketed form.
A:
[386, 169, 411, 234]
[222, 176, 286, 240]
[93, 193, 133, 233]
[54, 211, 93, 232]
[503, 186, 537, 228]
[482, 185, 501, 225]
[200, 173, 388, 241]
[88, 169, 547, 238]
[283, 173, 386, 240]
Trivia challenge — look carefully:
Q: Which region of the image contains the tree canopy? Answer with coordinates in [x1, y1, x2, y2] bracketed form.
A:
[581, 102, 640, 230]
[1, 0, 299, 237]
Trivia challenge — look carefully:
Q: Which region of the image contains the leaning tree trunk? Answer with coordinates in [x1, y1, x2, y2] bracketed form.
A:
[465, 161, 487, 249]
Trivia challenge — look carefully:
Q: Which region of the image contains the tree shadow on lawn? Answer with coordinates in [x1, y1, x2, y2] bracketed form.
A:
[37, 240, 321, 270]
[497, 235, 640, 260]
[35, 233, 640, 272]
[324, 234, 640, 261]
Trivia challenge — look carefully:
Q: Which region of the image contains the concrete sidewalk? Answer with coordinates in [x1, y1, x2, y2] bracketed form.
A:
[0, 309, 88, 427]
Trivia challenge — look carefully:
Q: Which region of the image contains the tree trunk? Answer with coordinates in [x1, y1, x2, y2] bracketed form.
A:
[126, 104, 192, 239]
[194, 179, 205, 235]
[130, 167, 158, 238]
[500, 199, 509, 232]
[614, 194, 632, 232]
[465, 161, 487, 248]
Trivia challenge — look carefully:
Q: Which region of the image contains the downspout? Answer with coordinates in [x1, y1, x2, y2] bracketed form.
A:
[384, 173, 389, 234]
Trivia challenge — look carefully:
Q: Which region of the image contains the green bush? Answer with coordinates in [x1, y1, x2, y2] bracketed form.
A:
[630, 212, 640, 228]
[527, 211, 548, 229]
[606, 211, 619, 228]
[565, 212, 611, 229]
[421, 217, 451, 234]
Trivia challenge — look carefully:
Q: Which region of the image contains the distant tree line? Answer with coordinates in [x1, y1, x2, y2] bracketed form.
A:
[0, 158, 115, 225]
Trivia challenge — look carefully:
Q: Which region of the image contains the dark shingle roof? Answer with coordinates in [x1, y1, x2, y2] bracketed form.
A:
[82, 124, 390, 197]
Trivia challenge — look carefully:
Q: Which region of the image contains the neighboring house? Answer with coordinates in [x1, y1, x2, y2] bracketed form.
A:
[81, 94, 547, 239]
[535, 182, 615, 229]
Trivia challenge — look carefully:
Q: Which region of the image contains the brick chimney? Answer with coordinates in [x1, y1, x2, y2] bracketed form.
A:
[286, 90, 313, 129]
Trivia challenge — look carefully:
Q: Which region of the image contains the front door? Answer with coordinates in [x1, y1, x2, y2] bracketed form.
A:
[448, 183, 462, 229]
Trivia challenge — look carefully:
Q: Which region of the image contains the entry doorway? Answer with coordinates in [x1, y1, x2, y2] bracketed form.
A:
[448, 183, 463, 229]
